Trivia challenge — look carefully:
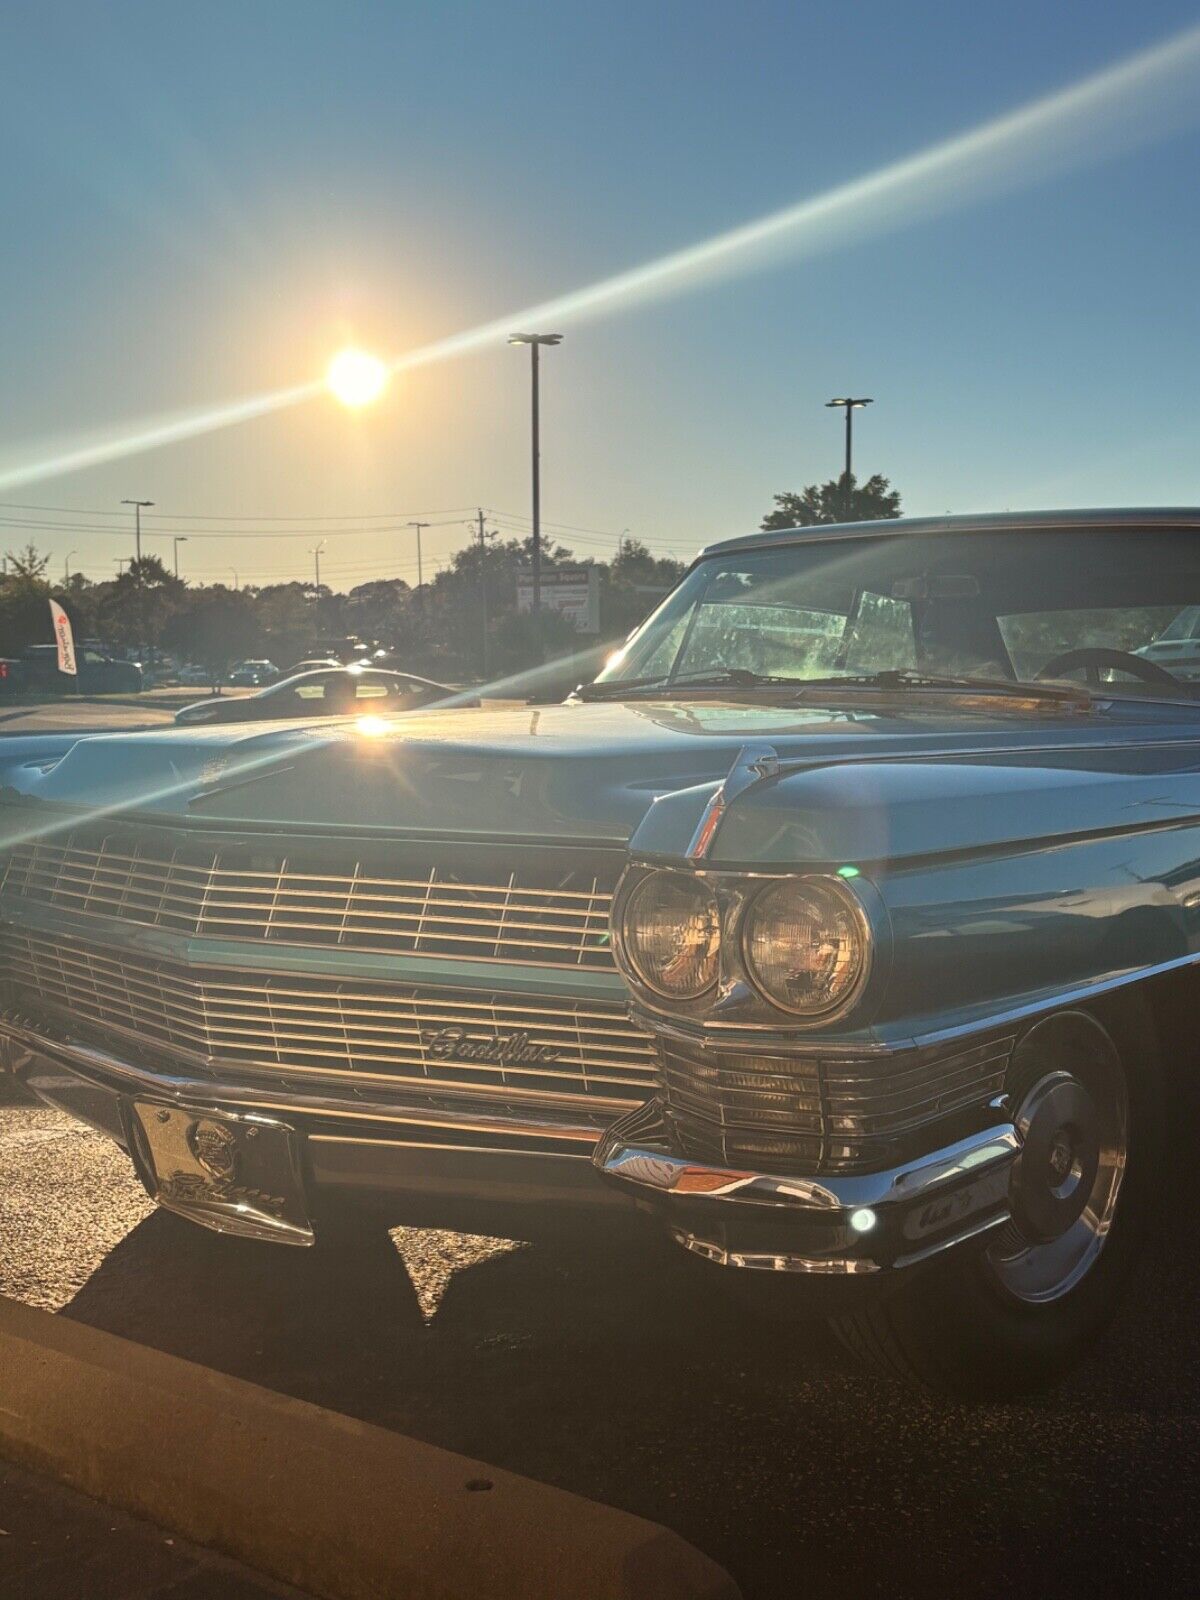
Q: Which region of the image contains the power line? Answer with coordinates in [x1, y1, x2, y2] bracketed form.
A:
[0, 513, 472, 540]
[0, 499, 481, 523]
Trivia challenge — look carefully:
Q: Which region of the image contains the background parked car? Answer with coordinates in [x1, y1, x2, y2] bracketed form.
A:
[174, 666, 471, 724]
[1135, 605, 1200, 679]
[20, 644, 142, 694]
[228, 659, 281, 687]
[0, 658, 27, 694]
[286, 657, 345, 674]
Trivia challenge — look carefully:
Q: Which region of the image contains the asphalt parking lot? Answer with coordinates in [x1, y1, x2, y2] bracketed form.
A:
[0, 689, 247, 735]
[1, 1086, 1197, 1599]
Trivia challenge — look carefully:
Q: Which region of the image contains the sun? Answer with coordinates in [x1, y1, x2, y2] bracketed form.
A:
[326, 347, 389, 408]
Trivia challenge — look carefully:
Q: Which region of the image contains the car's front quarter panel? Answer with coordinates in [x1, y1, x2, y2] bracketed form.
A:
[597, 731, 1200, 1273]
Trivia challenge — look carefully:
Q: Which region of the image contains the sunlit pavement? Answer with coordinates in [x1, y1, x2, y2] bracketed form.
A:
[1, 1094, 1197, 1598]
[0, 690, 255, 735]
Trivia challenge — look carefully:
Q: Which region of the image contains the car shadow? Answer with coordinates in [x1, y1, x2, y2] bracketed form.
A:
[60, 1197, 1198, 1599]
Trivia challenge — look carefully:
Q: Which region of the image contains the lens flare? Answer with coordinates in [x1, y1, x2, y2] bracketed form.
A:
[4, 21, 1200, 491]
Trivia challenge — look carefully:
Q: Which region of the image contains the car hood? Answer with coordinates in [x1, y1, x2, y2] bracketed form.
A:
[4, 696, 1200, 863]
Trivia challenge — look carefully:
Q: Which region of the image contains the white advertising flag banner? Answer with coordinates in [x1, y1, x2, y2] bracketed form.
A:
[49, 597, 78, 676]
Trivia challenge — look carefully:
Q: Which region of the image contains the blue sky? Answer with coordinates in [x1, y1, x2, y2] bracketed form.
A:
[2, 0, 1200, 590]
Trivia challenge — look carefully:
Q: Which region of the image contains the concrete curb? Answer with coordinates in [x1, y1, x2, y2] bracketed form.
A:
[0, 1296, 740, 1600]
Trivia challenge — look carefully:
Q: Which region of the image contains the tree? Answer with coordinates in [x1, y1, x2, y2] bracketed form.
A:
[3, 542, 49, 581]
[761, 473, 902, 530]
[601, 539, 686, 639]
[0, 547, 54, 654]
[162, 588, 259, 685]
[94, 554, 186, 652]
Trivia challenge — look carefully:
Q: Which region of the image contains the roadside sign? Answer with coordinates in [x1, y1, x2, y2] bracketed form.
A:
[49, 598, 78, 675]
[516, 565, 600, 632]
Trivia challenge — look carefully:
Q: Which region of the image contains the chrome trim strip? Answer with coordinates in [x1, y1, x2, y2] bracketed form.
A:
[685, 744, 780, 860]
[669, 1228, 882, 1274]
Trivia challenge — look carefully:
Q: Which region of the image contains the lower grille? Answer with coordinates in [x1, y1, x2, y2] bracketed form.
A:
[661, 1035, 1014, 1173]
[2, 928, 655, 1115]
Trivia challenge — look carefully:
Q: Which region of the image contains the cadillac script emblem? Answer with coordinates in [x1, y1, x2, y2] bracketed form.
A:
[424, 1027, 562, 1067]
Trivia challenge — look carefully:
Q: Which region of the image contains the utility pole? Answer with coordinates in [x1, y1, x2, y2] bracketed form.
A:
[476, 508, 490, 679]
[508, 333, 563, 646]
[407, 522, 428, 588]
[310, 541, 325, 591]
[121, 499, 154, 571]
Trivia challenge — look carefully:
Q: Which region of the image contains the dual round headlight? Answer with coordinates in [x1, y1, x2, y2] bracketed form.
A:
[621, 871, 721, 1000]
[741, 878, 868, 1017]
[620, 870, 869, 1019]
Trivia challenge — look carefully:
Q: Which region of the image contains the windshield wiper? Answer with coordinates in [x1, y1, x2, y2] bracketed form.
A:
[789, 669, 1094, 705]
[577, 667, 1093, 705]
[575, 668, 804, 701]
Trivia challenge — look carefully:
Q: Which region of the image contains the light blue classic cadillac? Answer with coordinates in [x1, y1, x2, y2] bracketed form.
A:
[2, 508, 1197, 1395]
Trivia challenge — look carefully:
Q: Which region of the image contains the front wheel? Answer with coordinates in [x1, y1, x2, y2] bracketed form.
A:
[831, 1006, 1163, 1399]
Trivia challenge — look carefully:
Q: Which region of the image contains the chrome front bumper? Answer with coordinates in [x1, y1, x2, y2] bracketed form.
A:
[594, 1098, 1020, 1274]
[1, 1015, 1020, 1274]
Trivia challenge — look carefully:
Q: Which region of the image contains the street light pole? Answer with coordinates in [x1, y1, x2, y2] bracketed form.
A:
[476, 508, 490, 678]
[310, 541, 325, 591]
[508, 333, 563, 632]
[121, 499, 154, 569]
[407, 522, 428, 588]
[824, 397, 873, 486]
[64, 550, 76, 584]
[173, 536, 187, 578]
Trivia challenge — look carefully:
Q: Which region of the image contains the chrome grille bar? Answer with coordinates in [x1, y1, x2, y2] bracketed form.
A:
[660, 1036, 1014, 1174]
[0, 834, 617, 969]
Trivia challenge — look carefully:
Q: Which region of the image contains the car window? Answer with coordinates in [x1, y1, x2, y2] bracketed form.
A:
[1152, 606, 1200, 643]
[998, 607, 1180, 678]
[676, 600, 847, 677]
[354, 681, 390, 700]
[292, 683, 327, 701]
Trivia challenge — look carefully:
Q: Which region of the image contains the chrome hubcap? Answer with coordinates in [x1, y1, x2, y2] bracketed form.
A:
[988, 1058, 1128, 1304]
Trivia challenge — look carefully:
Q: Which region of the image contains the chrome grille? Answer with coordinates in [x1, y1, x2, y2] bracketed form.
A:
[661, 1035, 1014, 1173]
[0, 831, 616, 969]
[2, 928, 655, 1113]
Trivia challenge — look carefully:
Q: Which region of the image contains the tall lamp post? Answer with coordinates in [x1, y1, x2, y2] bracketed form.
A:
[121, 499, 154, 568]
[173, 536, 188, 578]
[63, 550, 77, 584]
[407, 522, 428, 589]
[508, 333, 562, 632]
[825, 396, 873, 490]
[121, 498, 153, 658]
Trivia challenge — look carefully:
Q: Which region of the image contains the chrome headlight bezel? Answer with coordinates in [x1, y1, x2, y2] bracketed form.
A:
[616, 868, 722, 1002]
[738, 875, 872, 1021]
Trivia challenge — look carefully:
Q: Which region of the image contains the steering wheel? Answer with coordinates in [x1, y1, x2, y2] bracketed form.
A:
[1035, 647, 1178, 686]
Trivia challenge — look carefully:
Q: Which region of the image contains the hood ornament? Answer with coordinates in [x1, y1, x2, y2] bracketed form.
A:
[686, 743, 780, 860]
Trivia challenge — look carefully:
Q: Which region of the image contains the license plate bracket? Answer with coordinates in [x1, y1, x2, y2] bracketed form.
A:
[130, 1101, 314, 1246]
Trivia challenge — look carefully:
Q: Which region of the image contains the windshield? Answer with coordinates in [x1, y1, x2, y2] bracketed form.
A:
[594, 525, 1200, 695]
